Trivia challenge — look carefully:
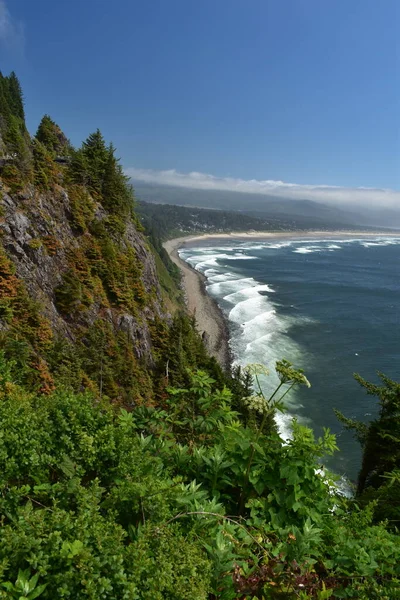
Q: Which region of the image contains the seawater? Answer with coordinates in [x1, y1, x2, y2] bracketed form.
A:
[179, 236, 400, 482]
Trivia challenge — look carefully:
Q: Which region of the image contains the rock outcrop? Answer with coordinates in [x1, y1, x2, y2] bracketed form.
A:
[0, 180, 167, 382]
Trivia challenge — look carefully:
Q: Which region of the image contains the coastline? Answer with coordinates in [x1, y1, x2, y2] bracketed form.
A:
[163, 237, 232, 370]
[163, 229, 400, 370]
[164, 229, 400, 247]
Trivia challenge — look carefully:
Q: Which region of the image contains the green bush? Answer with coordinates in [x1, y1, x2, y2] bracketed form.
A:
[0, 353, 399, 599]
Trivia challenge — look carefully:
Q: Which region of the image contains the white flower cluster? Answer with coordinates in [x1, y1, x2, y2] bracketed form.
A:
[244, 394, 270, 415]
[245, 363, 270, 377]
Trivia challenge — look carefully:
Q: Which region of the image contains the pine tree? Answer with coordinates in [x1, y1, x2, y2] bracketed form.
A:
[336, 373, 400, 501]
[36, 114, 71, 157]
[101, 143, 132, 215]
[68, 148, 89, 186]
[354, 373, 400, 495]
[0, 72, 12, 133]
[81, 129, 108, 196]
[32, 139, 56, 190]
[6, 72, 25, 121]
[2, 115, 32, 183]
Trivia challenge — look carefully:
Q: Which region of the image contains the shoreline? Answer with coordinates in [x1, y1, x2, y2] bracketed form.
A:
[164, 229, 400, 247]
[163, 229, 400, 369]
[163, 237, 232, 370]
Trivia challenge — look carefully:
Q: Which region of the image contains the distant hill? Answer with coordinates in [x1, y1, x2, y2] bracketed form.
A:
[136, 199, 378, 242]
[132, 182, 400, 230]
[133, 182, 360, 226]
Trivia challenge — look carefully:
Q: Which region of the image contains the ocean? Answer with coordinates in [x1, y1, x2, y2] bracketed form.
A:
[179, 235, 400, 484]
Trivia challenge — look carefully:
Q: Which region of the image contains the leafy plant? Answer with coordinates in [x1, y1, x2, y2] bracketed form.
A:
[1, 569, 47, 600]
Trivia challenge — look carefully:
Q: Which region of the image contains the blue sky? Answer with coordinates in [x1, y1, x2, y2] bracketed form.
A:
[0, 0, 399, 204]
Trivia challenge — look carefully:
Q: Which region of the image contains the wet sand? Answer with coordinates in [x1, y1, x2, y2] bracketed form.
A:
[163, 236, 231, 369]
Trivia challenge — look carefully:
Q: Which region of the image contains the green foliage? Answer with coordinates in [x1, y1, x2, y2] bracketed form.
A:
[67, 185, 95, 232]
[80, 129, 108, 195]
[54, 269, 85, 314]
[0, 72, 31, 186]
[35, 115, 70, 157]
[67, 148, 89, 186]
[0, 71, 24, 124]
[32, 139, 57, 190]
[101, 143, 133, 215]
[67, 132, 136, 220]
[136, 200, 303, 240]
[0, 351, 399, 599]
[0, 247, 54, 394]
[6, 72, 25, 121]
[336, 372, 400, 525]
[1, 568, 47, 599]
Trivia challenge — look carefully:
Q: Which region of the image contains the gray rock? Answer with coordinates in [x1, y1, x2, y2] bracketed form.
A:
[0, 185, 166, 359]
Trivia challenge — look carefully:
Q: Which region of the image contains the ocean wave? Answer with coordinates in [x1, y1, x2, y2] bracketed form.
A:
[181, 245, 310, 441]
[361, 239, 400, 248]
[265, 241, 293, 249]
[179, 237, 400, 442]
[183, 253, 233, 271]
[223, 283, 275, 304]
[231, 254, 257, 260]
[206, 272, 237, 283]
[228, 296, 272, 325]
[206, 277, 256, 297]
[293, 246, 323, 254]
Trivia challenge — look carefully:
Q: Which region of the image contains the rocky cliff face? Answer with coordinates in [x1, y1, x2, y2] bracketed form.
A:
[0, 179, 169, 400]
[1, 184, 164, 351]
[0, 72, 221, 404]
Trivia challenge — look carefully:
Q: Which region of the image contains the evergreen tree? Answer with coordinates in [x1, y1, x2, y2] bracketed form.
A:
[354, 373, 400, 494]
[81, 129, 108, 195]
[36, 114, 70, 157]
[0, 73, 11, 133]
[68, 148, 89, 186]
[0, 71, 31, 181]
[101, 143, 132, 214]
[32, 139, 55, 190]
[6, 72, 25, 120]
[336, 373, 400, 523]
[2, 115, 32, 183]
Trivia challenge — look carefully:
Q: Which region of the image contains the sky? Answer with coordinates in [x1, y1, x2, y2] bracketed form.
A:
[0, 0, 399, 207]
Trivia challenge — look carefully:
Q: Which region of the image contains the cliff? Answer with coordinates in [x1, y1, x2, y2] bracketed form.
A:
[0, 183, 165, 354]
[0, 73, 181, 402]
[0, 71, 226, 404]
[0, 176, 172, 400]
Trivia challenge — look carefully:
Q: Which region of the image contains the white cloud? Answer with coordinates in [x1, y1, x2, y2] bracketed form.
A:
[0, 0, 25, 55]
[125, 167, 400, 209]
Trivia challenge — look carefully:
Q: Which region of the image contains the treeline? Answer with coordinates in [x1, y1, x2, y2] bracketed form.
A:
[136, 199, 301, 240]
[0, 71, 31, 183]
[0, 71, 133, 224]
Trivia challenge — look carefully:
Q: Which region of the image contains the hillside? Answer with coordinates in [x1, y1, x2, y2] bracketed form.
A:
[137, 200, 308, 240]
[0, 72, 224, 403]
[0, 72, 399, 600]
[133, 183, 376, 230]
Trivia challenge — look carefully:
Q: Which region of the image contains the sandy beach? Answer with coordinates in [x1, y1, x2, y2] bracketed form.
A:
[163, 229, 400, 369]
[163, 236, 232, 369]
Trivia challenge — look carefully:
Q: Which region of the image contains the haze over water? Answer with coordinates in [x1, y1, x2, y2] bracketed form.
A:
[180, 236, 400, 482]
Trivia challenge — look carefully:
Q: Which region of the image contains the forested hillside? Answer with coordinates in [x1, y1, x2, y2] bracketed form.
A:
[133, 184, 390, 232]
[0, 71, 399, 599]
[0, 71, 226, 403]
[136, 200, 303, 239]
